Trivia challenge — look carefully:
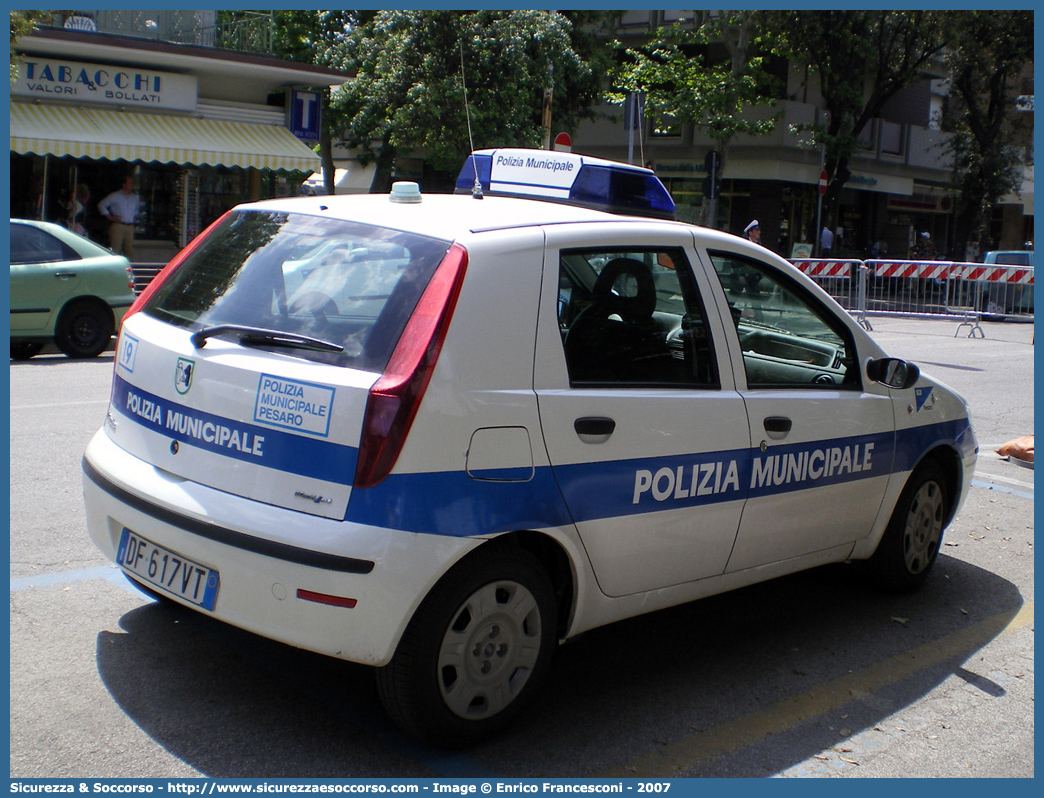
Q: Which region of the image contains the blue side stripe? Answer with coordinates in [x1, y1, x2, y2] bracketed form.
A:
[108, 373, 973, 540]
[347, 420, 971, 536]
[112, 375, 358, 484]
[346, 468, 575, 535]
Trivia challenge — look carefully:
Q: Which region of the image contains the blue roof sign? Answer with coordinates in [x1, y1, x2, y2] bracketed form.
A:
[455, 148, 676, 220]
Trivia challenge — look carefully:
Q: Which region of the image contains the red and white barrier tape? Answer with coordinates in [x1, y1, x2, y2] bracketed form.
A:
[790, 259, 1034, 285]
[790, 260, 857, 277]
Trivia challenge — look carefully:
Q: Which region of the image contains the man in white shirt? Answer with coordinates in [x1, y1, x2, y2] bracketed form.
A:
[98, 175, 140, 260]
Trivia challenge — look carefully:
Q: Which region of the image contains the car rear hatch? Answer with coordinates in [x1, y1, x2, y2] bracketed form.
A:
[107, 208, 458, 521]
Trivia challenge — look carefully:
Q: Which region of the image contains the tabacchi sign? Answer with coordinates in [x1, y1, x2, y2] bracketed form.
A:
[12, 58, 197, 111]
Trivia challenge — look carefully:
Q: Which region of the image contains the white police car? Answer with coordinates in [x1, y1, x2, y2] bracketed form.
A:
[82, 148, 977, 746]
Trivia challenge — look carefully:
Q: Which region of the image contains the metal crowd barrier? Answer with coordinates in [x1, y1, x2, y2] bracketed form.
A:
[790, 258, 1035, 338]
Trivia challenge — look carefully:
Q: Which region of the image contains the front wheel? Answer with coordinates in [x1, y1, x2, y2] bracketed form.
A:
[377, 543, 557, 746]
[864, 461, 949, 593]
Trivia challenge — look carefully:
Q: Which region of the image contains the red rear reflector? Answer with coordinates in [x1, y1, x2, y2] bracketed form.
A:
[296, 589, 358, 608]
[353, 243, 469, 488]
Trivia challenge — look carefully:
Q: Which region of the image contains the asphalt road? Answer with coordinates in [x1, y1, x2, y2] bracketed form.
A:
[8, 317, 1034, 779]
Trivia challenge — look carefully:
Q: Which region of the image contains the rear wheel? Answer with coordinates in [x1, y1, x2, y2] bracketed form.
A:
[865, 461, 949, 593]
[377, 543, 557, 746]
[55, 299, 114, 358]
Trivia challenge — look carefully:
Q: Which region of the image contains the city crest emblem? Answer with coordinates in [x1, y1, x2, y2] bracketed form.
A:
[175, 358, 195, 395]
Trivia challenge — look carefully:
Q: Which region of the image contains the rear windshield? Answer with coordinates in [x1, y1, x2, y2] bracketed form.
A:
[142, 210, 451, 371]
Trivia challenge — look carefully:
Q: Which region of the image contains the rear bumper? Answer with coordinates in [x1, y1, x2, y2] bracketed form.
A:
[82, 429, 479, 666]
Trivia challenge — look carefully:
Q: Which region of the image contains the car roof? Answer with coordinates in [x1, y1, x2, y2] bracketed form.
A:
[234, 191, 749, 249]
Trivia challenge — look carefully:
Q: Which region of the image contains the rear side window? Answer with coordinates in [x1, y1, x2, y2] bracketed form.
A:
[558, 247, 718, 387]
[142, 211, 451, 371]
[992, 253, 1031, 266]
[10, 224, 77, 264]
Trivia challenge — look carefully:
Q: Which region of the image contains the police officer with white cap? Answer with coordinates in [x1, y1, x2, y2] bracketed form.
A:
[733, 220, 765, 295]
[743, 219, 762, 245]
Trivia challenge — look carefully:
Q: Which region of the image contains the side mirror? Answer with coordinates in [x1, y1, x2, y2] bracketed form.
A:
[867, 357, 920, 389]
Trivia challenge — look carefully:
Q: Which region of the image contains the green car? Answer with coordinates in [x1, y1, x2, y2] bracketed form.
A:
[10, 219, 137, 360]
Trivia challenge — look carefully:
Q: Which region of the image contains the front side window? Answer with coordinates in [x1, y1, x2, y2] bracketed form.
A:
[709, 251, 859, 389]
[143, 210, 450, 371]
[558, 248, 717, 387]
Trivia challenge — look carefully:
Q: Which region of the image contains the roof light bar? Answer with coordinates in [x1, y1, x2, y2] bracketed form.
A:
[455, 148, 676, 220]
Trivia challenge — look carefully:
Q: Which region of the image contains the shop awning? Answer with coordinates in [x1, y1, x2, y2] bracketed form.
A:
[10, 102, 320, 173]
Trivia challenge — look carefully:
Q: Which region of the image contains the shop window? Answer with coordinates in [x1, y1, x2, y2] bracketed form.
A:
[136, 168, 179, 242]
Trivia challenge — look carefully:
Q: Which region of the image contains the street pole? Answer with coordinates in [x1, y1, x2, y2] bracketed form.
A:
[814, 146, 825, 257]
[542, 62, 553, 150]
[626, 92, 638, 164]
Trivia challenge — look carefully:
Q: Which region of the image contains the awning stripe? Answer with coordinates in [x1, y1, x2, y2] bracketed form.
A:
[10, 102, 319, 172]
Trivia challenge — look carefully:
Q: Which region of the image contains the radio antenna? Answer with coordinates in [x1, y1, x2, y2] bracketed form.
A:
[460, 40, 483, 199]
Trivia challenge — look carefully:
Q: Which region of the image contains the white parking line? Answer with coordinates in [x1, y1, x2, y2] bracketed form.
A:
[974, 468, 1035, 490]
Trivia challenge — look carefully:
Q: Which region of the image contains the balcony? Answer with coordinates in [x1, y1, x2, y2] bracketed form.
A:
[45, 10, 274, 55]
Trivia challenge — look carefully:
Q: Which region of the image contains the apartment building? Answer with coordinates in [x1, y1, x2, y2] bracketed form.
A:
[572, 10, 1033, 260]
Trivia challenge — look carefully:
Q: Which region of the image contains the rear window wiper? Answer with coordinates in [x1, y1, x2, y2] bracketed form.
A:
[190, 324, 344, 352]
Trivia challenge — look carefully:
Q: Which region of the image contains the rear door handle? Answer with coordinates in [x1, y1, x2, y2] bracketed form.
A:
[574, 417, 616, 443]
[763, 416, 792, 433]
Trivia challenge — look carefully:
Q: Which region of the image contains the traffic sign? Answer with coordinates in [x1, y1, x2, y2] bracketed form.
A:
[818, 169, 829, 195]
[288, 88, 321, 142]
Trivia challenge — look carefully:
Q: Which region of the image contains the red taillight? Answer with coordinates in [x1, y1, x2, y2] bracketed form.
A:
[353, 243, 469, 488]
[119, 211, 232, 331]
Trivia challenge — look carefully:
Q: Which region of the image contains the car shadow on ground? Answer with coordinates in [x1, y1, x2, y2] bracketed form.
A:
[9, 351, 116, 366]
[95, 553, 1023, 778]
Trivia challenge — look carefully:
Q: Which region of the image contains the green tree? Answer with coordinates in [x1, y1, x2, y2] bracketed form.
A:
[10, 10, 51, 82]
[323, 10, 611, 191]
[612, 12, 777, 144]
[763, 11, 947, 226]
[942, 10, 1033, 258]
[610, 11, 780, 225]
[218, 10, 358, 194]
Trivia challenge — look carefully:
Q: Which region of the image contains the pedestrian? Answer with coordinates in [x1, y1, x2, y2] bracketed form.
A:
[743, 219, 762, 245]
[68, 183, 90, 236]
[908, 232, 939, 300]
[909, 231, 936, 260]
[820, 225, 834, 254]
[733, 219, 764, 295]
[98, 175, 140, 260]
